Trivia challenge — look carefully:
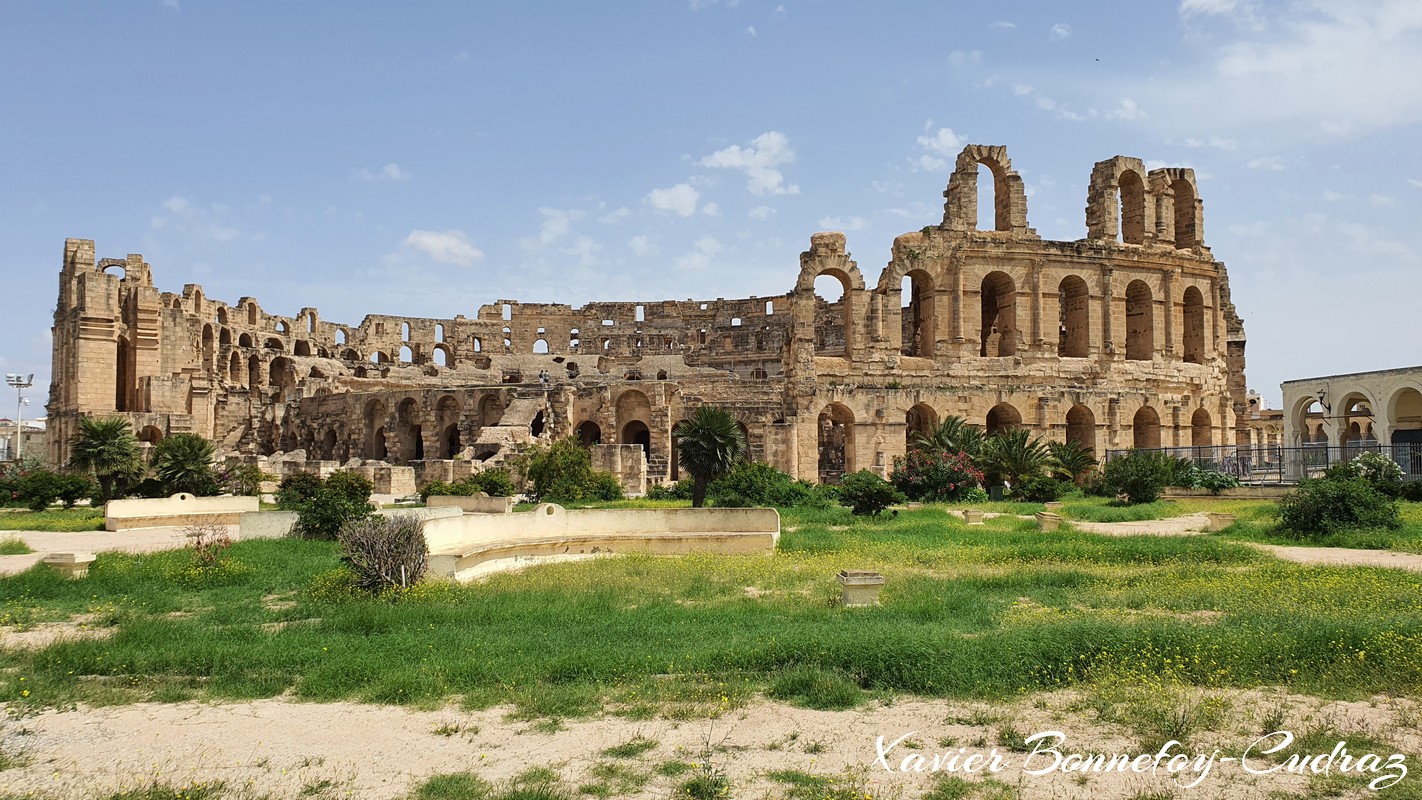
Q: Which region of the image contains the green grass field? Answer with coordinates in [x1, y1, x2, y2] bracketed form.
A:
[0, 508, 105, 532]
[1, 505, 1419, 720]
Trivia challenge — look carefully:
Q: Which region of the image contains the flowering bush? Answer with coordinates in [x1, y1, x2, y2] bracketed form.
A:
[890, 447, 984, 502]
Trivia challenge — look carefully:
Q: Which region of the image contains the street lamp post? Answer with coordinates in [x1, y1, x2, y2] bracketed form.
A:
[5, 374, 34, 463]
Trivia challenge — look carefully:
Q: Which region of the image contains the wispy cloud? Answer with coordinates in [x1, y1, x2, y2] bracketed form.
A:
[1050, 23, 1072, 40]
[699, 131, 800, 196]
[403, 229, 484, 266]
[646, 183, 700, 217]
[353, 163, 411, 182]
[913, 126, 968, 172]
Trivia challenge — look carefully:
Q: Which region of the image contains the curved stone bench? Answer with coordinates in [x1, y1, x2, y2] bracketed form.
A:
[105, 493, 259, 531]
[422, 503, 780, 580]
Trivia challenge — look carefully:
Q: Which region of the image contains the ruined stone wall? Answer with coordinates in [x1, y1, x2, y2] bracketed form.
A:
[48, 145, 1247, 490]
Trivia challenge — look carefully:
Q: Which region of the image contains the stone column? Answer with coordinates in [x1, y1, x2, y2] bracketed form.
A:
[1163, 268, 1177, 356]
[1100, 267, 1116, 357]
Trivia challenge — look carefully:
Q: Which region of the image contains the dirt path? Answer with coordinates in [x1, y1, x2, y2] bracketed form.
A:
[2, 691, 1414, 800]
[0, 526, 234, 576]
[1248, 543, 1422, 572]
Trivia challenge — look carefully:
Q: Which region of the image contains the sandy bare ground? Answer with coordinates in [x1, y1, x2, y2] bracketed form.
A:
[1, 690, 1417, 799]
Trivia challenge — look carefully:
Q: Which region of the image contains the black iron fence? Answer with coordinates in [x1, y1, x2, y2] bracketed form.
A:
[1102, 442, 1422, 485]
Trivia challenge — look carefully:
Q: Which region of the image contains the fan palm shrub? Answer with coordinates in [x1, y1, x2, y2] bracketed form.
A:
[67, 415, 144, 503]
[673, 405, 746, 507]
[978, 428, 1051, 486]
[910, 415, 984, 459]
[151, 433, 218, 495]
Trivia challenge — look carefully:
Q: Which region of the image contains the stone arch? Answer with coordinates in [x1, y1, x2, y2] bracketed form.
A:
[364, 398, 388, 460]
[399, 345, 413, 364]
[201, 324, 214, 372]
[246, 302, 258, 326]
[533, 338, 549, 354]
[478, 394, 503, 427]
[1172, 177, 1199, 249]
[986, 403, 1021, 436]
[1387, 386, 1422, 431]
[217, 307, 229, 325]
[268, 356, 293, 401]
[1125, 280, 1154, 361]
[238, 333, 253, 348]
[941, 144, 1033, 234]
[219, 327, 231, 347]
[899, 269, 935, 357]
[621, 419, 651, 459]
[264, 338, 284, 352]
[1132, 406, 1161, 449]
[812, 271, 852, 358]
[1118, 170, 1146, 244]
[615, 388, 653, 437]
[396, 397, 423, 462]
[247, 353, 263, 389]
[1066, 404, 1096, 455]
[228, 351, 243, 385]
[294, 340, 312, 357]
[1057, 275, 1090, 358]
[115, 336, 131, 411]
[432, 344, 453, 368]
[1087, 156, 1151, 243]
[817, 402, 855, 484]
[275, 320, 289, 335]
[576, 420, 602, 447]
[980, 271, 1017, 357]
[321, 429, 338, 461]
[1191, 407, 1213, 448]
[138, 425, 163, 445]
[905, 403, 937, 448]
[1183, 286, 1206, 364]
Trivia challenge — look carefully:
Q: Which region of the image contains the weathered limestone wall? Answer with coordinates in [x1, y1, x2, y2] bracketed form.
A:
[48, 144, 1248, 488]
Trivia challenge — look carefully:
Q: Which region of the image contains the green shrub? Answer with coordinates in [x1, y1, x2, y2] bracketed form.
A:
[1101, 450, 1172, 504]
[337, 515, 429, 592]
[217, 462, 273, 496]
[1196, 469, 1240, 495]
[1401, 481, 1422, 502]
[1012, 474, 1068, 502]
[1081, 469, 1112, 497]
[890, 447, 983, 502]
[646, 479, 694, 501]
[16, 470, 64, 511]
[837, 470, 904, 516]
[133, 477, 169, 498]
[291, 472, 376, 541]
[419, 469, 517, 502]
[524, 438, 623, 503]
[707, 462, 829, 508]
[1329, 451, 1405, 498]
[275, 472, 323, 510]
[151, 432, 218, 496]
[1278, 477, 1400, 536]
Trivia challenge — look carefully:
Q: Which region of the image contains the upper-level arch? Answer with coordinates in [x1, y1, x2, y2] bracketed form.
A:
[941, 144, 1035, 235]
[1087, 156, 1152, 244]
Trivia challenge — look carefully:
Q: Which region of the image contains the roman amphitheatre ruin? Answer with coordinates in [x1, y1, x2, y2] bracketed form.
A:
[46, 145, 1248, 493]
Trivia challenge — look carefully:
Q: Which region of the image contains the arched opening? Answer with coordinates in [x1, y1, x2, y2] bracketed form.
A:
[401, 322, 411, 341]
[264, 338, 284, 352]
[247, 354, 262, 389]
[900, 269, 935, 357]
[238, 333, 253, 348]
[1125, 280, 1154, 361]
[577, 421, 602, 447]
[228, 351, 243, 385]
[621, 420, 651, 460]
[985, 403, 1021, 436]
[1191, 408, 1213, 448]
[531, 411, 546, 438]
[322, 429, 338, 461]
[217, 307, 229, 325]
[247, 303, 258, 326]
[275, 320, 289, 335]
[115, 336, 131, 411]
[1389, 387, 1422, 475]
[615, 389, 653, 462]
[979, 271, 1017, 357]
[1119, 170, 1146, 245]
[737, 421, 752, 461]
[533, 338, 549, 354]
[268, 357, 292, 402]
[569, 329, 580, 351]
[201, 325, 214, 372]
[1057, 276, 1090, 358]
[905, 403, 937, 449]
[364, 399, 388, 460]
[433, 345, 451, 368]
[306, 314, 315, 334]
[138, 425, 163, 445]
[219, 327, 231, 347]
[813, 272, 851, 358]
[472, 337, 482, 353]
[336, 329, 347, 345]
[1340, 395, 1374, 460]
[1066, 405, 1095, 455]
[433, 395, 461, 458]
[340, 348, 359, 361]
[817, 403, 854, 484]
[1183, 286, 1205, 364]
[1132, 406, 1161, 449]
[396, 398, 423, 461]
[443, 424, 461, 458]
[294, 340, 312, 357]
[1172, 178, 1197, 249]
[399, 345, 413, 363]
[435, 323, 445, 342]
[976, 161, 999, 231]
[370, 351, 389, 365]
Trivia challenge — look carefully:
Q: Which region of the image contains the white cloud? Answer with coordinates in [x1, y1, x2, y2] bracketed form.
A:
[699, 131, 800, 196]
[1410, 179, 1422, 188]
[913, 127, 968, 171]
[353, 163, 411, 182]
[948, 50, 982, 67]
[403, 229, 484, 266]
[646, 183, 700, 217]
[1050, 23, 1072, 40]
[1246, 156, 1285, 170]
[628, 235, 656, 257]
[674, 235, 723, 271]
[163, 196, 192, 216]
[748, 206, 776, 220]
[701, 202, 721, 217]
[598, 207, 631, 224]
[1184, 135, 1237, 150]
[746, 25, 756, 36]
[1369, 193, 1397, 208]
[1107, 98, 1145, 121]
[817, 215, 868, 231]
[990, 20, 1016, 29]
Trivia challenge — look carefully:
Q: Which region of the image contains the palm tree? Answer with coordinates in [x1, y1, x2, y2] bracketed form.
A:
[68, 416, 144, 503]
[1048, 440, 1098, 484]
[978, 428, 1051, 486]
[151, 433, 218, 496]
[910, 415, 984, 458]
[673, 405, 746, 507]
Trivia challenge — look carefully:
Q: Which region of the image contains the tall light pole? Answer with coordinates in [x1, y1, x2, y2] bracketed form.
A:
[5, 374, 33, 463]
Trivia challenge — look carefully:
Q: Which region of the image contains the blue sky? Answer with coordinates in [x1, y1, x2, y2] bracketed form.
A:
[3, 0, 1420, 409]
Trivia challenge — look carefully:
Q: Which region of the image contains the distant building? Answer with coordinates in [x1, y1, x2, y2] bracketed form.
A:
[0, 417, 48, 465]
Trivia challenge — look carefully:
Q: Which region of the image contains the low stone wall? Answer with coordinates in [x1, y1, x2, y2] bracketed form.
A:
[105, 494, 259, 531]
[423, 504, 780, 580]
[239, 506, 463, 539]
[1162, 486, 1291, 499]
[427, 493, 516, 514]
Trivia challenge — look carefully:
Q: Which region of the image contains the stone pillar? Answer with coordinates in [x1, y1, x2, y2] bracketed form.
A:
[1100, 267, 1116, 356]
[1163, 268, 1177, 356]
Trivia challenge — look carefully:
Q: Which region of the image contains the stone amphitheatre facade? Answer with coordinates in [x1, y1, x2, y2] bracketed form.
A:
[46, 145, 1248, 492]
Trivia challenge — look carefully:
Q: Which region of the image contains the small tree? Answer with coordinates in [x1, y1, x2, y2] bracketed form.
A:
[151, 433, 218, 496]
[673, 405, 746, 508]
[292, 471, 376, 540]
[524, 438, 624, 503]
[1101, 449, 1172, 504]
[1279, 477, 1400, 536]
[890, 447, 983, 502]
[68, 416, 144, 503]
[838, 470, 905, 516]
[978, 428, 1051, 487]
